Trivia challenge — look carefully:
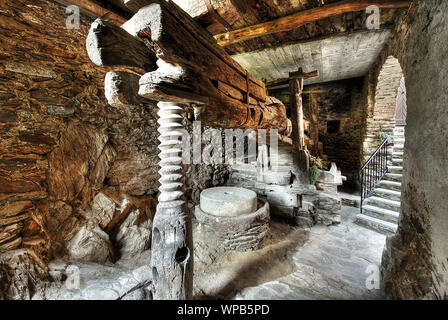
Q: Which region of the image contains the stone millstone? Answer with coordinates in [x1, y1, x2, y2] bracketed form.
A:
[200, 187, 257, 217]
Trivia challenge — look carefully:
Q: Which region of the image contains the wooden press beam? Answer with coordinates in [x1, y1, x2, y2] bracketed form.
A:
[215, 0, 411, 46]
[86, 0, 289, 132]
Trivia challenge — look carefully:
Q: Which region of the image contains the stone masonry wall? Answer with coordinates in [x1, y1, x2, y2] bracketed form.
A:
[304, 79, 365, 187]
[372, 56, 403, 120]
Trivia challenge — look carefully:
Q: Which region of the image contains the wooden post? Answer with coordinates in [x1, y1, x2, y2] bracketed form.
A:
[289, 68, 318, 184]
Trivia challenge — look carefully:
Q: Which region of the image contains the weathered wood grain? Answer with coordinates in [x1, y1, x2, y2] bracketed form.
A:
[139, 60, 288, 131]
[86, 19, 156, 71]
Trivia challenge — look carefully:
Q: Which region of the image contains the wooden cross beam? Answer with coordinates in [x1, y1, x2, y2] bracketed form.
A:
[266, 69, 319, 88]
[289, 68, 319, 184]
[289, 68, 319, 82]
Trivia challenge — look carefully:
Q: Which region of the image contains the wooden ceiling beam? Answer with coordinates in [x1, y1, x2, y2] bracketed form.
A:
[54, 0, 128, 25]
[215, 0, 411, 46]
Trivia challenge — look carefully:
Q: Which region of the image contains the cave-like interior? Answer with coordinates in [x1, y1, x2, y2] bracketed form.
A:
[0, 0, 447, 301]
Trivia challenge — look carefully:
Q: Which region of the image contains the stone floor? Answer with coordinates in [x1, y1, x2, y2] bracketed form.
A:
[31, 251, 153, 300]
[232, 206, 387, 300]
[26, 206, 386, 300]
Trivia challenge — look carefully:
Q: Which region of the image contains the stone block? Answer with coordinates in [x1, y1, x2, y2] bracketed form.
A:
[314, 192, 341, 212]
[66, 224, 113, 263]
[46, 105, 75, 116]
[266, 191, 297, 207]
[295, 216, 314, 228]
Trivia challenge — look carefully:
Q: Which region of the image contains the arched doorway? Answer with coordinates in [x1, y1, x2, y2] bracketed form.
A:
[363, 56, 406, 160]
[357, 56, 407, 235]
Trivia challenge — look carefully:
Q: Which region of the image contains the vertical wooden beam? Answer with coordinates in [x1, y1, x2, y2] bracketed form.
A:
[289, 68, 318, 184]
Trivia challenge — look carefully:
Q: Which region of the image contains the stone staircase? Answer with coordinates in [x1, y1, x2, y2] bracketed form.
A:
[356, 126, 405, 234]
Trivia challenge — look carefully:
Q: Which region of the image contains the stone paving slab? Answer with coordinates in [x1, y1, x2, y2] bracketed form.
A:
[234, 206, 386, 300]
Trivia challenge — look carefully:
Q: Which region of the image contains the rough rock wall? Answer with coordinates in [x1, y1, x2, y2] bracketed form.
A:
[0, 0, 159, 262]
[305, 79, 365, 187]
[365, 0, 448, 299]
[0, 0, 229, 299]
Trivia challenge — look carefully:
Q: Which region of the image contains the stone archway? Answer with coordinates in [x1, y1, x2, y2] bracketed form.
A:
[363, 56, 406, 160]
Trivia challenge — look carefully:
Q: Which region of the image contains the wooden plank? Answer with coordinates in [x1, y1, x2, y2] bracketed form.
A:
[218, 81, 244, 101]
[85, 1, 288, 132]
[215, 0, 411, 46]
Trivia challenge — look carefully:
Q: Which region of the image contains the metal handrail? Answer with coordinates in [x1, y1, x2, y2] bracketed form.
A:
[360, 138, 389, 213]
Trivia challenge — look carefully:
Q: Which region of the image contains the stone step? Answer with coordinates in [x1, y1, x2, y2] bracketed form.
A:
[384, 173, 403, 182]
[393, 138, 405, 144]
[367, 122, 395, 126]
[361, 204, 400, 223]
[379, 180, 402, 191]
[388, 165, 403, 174]
[367, 121, 395, 127]
[364, 196, 400, 212]
[392, 151, 403, 157]
[373, 188, 401, 201]
[388, 158, 403, 166]
[393, 145, 404, 152]
[367, 121, 395, 126]
[366, 130, 394, 135]
[364, 138, 381, 143]
[355, 214, 398, 234]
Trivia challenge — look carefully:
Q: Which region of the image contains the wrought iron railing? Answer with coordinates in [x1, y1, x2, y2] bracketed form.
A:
[360, 138, 389, 213]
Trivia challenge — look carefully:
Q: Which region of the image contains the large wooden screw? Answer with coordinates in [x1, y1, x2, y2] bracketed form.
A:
[151, 101, 193, 300]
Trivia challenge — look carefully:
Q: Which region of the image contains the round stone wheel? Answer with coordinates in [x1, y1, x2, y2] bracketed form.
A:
[194, 198, 270, 252]
[199, 186, 257, 217]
